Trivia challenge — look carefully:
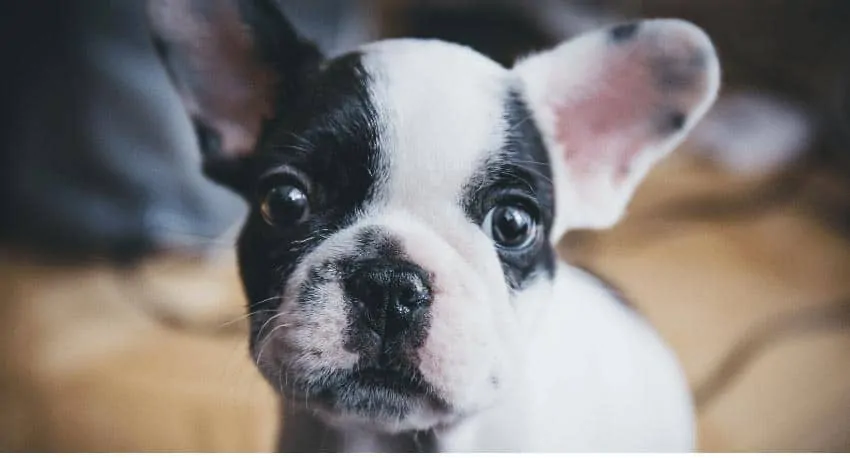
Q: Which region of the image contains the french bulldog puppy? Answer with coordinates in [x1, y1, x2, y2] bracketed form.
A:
[148, 0, 719, 451]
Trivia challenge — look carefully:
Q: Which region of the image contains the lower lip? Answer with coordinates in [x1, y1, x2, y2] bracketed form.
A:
[355, 368, 424, 392]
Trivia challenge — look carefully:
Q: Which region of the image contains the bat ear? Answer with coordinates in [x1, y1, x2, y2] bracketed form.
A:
[512, 20, 720, 238]
[147, 0, 322, 165]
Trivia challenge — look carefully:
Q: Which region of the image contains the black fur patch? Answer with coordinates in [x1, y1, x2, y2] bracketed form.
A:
[610, 22, 640, 43]
[235, 53, 384, 348]
[461, 88, 556, 291]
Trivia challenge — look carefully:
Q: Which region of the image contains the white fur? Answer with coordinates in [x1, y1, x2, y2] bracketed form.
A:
[294, 264, 694, 452]
[360, 39, 509, 210]
[436, 265, 695, 451]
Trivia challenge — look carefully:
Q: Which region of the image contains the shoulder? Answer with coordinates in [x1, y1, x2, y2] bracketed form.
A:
[523, 262, 696, 450]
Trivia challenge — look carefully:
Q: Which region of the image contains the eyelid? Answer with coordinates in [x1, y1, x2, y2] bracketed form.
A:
[256, 165, 312, 198]
[489, 190, 540, 214]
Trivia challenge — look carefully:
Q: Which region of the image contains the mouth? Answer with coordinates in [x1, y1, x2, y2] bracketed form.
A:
[287, 365, 448, 421]
[354, 367, 430, 396]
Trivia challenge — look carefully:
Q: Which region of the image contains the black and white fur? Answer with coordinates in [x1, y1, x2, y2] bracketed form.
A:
[148, 0, 719, 452]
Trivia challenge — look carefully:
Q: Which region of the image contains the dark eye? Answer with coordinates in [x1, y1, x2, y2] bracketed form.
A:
[260, 184, 310, 227]
[483, 203, 539, 250]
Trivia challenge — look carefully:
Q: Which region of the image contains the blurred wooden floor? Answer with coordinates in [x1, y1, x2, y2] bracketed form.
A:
[0, 251, 278, 451]
[1, 147, 849, 451]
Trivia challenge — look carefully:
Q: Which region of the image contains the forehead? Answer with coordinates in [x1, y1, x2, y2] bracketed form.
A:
[358, 40, 512, 207]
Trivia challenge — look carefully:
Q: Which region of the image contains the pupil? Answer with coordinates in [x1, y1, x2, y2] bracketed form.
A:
[494, 206, 531, 246]
[263, 185, 308, 225]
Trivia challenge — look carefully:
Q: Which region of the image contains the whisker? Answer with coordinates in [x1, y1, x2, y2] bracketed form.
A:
[254, 336, 274, 367]
[492, 164, 539, 190]
[506, 113, 533, 133]
[269, 228, 334, 257]
[498, 162, 554, 186]
[217, 296, 285, 328]
[254, 321, 293, 367]
[277, 365, 285, 393]
[217, 309, 264, 328]
[286, 132, 318, 150]
[255, 311, 288, 340]
[512, 158, 551, 167]
[249, 295, 285, 308]
[269, 143, 313, 155]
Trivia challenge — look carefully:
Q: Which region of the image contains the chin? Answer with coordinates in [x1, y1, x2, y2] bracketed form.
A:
[288, 367, 459, 434]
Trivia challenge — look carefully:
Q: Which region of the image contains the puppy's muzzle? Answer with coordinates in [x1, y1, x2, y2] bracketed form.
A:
[343, 259, 432, 357]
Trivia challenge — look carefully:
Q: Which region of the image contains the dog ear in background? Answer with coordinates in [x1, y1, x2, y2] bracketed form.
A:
[147, 0, 323, 189]
[513, 20, 720, 238]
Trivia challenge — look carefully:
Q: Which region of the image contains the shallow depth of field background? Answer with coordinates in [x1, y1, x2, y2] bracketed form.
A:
[1, 0, 849, 451]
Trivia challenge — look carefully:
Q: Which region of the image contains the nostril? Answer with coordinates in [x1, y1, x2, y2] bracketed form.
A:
[394, 271, 432, 310]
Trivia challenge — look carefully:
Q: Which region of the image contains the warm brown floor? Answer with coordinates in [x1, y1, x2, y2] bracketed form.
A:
[0, 252, 278, 451]
[1, 148, 849, 451]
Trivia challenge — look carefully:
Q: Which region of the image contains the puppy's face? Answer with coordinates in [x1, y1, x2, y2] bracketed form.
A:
[235, 44, 556, 431]
[150, 0, 719, 433]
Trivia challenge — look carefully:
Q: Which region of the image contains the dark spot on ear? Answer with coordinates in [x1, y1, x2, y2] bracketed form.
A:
[656, 66, 696, 91]
[665, 111, 687, 133]
[653, 50, 706, 92]
[610, 23, 639, 43]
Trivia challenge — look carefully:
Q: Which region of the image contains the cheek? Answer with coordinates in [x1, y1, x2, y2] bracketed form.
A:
[281, 282, 359, 372]
[253, 282, 359, 380]
[418, 284, 519, 410]
[398, 220, 521, 408]
[252, 233, 362, 377]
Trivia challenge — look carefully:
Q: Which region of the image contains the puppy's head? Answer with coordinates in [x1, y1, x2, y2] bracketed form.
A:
[150, 0, 719, 433]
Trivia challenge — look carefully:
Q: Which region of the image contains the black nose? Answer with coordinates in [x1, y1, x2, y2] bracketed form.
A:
[344, 259, 432, 340]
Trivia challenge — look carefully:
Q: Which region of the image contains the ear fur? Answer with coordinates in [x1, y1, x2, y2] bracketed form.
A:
[147, 0, 322, 167]
[513, 19, 720, 238]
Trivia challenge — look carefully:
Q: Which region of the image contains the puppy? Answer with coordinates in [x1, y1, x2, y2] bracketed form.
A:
[148, 0, 719, 452]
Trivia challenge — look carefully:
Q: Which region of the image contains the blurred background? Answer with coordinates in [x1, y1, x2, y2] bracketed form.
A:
[2, 0, 849, 451]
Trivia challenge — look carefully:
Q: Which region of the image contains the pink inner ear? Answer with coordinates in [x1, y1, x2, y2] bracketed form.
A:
[553, 54, 655, 183]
